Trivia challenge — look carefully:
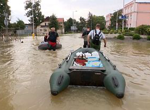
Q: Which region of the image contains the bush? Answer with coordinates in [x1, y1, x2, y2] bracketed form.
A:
[123, 32, 135, 36]
[147, 36, 150, 40]
[118, 30, 122, 34]
[135, 25, 150, 35]
[129, 27, 135, 31]
[103, 30, 109, 34]
[146, 28, 150, 35]
[113, 30, 118, 34]
[124, 29, 130, 32]
[133, 34, 141, 40]
[117, 34, 125, 40]
[109, 30, 114, 34]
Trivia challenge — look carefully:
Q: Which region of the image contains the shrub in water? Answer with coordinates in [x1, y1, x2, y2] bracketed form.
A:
[147, 36, 150, 40]
[117, 34, 125, 40]
[133, 34, 141, 40]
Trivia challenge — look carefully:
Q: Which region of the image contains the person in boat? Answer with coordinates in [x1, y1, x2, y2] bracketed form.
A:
[44, 33, 48, 42]
[82, 27, 91, 48]
[87, 24, 106, 50]
[47, 27, 60, 51]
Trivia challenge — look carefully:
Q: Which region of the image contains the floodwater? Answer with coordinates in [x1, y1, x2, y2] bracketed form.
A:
[0, 34, 150, 110]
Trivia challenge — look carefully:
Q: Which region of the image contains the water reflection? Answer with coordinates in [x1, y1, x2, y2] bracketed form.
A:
[0, 35, 150, 110]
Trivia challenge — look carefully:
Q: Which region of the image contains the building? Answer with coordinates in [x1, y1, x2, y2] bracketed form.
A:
[106, 13, 113, 29]
[17, 24, 33, 36]
[106, 0, 150, 28]
[124, 0, 150, 28]
[36, 17, 65, 36]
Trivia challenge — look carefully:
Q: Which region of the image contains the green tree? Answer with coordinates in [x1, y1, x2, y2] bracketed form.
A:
[92, 16, 106, 30]
[78, 17, 86, 31]
[87, 12, 106, 30]
[25, 0, 44, 28]
[64, 18, 73, 32]
[87, 12, 93, 29]
[110, 10, 123, 29]
[9, 19, 25, 32]
[49, 14, 59, 30]
[0, 0, 11, 29]
[16, 19, 25, 30]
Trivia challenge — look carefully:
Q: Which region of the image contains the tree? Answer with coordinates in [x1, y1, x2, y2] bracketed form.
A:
[87, 12, 93, 29]
[64, 18, 73, 32]
[92, 16, 106, 30]
[78, 17, 86, 31]
[0, 0, 11, 29]
[87, 12, 106, 30]
[9, 19, 25, 33]
[16, 19, 25, 30]
[49, 14, 59, 30]
[25, 0, 44, 28]
[110, 10, 122, 29]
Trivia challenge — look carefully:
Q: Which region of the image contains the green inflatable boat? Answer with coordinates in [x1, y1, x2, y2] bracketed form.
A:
[49, 48, 126, 98]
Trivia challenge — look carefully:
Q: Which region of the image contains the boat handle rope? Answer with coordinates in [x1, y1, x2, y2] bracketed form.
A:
[112, 77, 119, 88]
[57, 75, 64, 86]
[101, 52, 116, 70]
[58, 64, 61, 68]
[66, 52, 72, 63]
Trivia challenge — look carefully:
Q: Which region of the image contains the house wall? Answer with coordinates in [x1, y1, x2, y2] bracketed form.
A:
[124, 1, 150, 28]
[136, 3, 150, 27]
[36, 20, 65, 36]
[106, 14, 112, 29]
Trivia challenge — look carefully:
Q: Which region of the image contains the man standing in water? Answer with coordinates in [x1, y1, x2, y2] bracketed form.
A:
[87, 24, 106, 50]
[82, 27, 90, 48]
[47, 27, 60, 51]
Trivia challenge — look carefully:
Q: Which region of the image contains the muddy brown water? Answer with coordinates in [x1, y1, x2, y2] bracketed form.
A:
[0, 34, 150, 110]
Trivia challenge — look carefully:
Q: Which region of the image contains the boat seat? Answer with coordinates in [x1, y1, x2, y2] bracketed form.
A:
[69, 66, 106, 72]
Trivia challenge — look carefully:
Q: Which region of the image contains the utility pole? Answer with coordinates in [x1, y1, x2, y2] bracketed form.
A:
[116, 11, 119, 30]
[122, 0, 125, 32]
[72, 11, 77, 33]
[114, 10, 119, 30]
[89, 12, 92, 29]
[4, 12, 9, 40]
[32, 0, 35, 34]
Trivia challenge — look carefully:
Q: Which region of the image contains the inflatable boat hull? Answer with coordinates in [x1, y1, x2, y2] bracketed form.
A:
[38, 42, 62, 50]
[50, 48, 125, 98]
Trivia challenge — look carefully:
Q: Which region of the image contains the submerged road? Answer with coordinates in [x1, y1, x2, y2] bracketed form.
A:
[0, 34, 150, 110]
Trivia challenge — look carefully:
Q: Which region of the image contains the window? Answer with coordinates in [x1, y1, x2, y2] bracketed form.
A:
[44, 29, 47, 32]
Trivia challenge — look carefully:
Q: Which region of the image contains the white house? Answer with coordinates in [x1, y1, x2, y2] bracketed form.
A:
[36, 17, 65, 36]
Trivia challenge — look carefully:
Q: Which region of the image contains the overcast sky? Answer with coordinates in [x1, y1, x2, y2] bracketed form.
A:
[8, 0, 150, 23]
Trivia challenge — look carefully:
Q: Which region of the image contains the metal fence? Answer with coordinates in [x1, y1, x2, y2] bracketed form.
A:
[17, 29, 33, 36]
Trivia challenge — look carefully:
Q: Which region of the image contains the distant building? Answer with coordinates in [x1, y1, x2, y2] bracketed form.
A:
[106, 13, 113, 29]
[105, 0, 150, 28]
[17, 24, 32, 36]
[124, 0, 150, 28]
[36, 17, 65, 36]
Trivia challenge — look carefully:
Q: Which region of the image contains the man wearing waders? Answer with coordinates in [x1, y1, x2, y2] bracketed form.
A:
[87, 24, 106, 50]
[82, 27, 90, 48]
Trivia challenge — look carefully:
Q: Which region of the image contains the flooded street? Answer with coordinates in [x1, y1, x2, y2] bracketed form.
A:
[0, 34, 150, 110]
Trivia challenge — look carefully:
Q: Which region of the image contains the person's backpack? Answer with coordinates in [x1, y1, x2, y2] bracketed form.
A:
[92, 30, 101, 45]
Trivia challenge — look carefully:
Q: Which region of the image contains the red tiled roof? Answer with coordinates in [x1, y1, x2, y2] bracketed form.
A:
[57, 18, 64, 23]
[44, 17, 64, 23]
